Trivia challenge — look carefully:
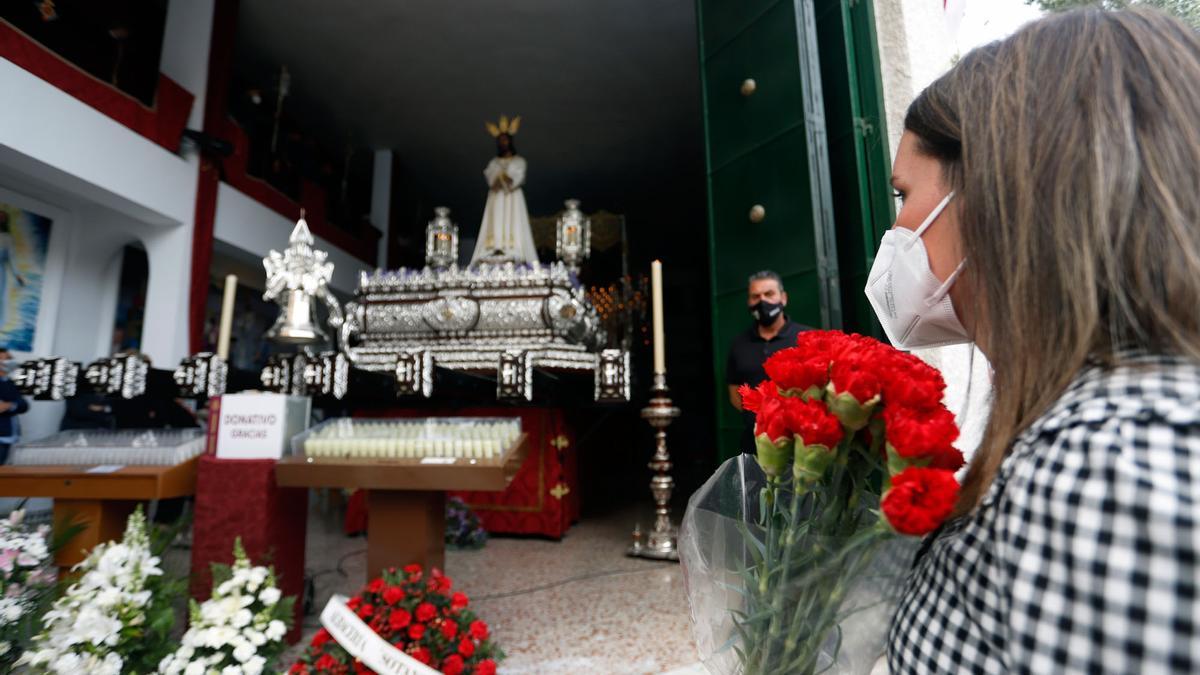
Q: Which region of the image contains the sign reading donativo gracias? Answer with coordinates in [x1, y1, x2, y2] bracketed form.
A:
[213, 393, 310, 460]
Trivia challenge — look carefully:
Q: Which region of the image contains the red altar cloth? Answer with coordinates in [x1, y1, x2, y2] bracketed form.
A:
[345, 407, 580, 539]
[191, 455, 307, 643]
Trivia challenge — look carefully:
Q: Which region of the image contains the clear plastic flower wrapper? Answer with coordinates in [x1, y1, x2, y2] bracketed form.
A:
[680, 331, 965, 675]
[681, 455, 918, 674]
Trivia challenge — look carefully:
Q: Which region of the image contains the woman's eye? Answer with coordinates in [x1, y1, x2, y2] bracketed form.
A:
[892, 189, 906, 204]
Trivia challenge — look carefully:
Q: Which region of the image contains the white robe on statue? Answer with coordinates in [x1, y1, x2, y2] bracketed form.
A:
[470, 155, 539, 265]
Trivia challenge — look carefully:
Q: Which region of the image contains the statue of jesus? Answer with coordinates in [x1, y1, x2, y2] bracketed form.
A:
[470, 115, 539, 266]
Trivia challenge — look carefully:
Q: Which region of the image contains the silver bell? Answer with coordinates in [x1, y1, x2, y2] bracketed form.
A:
[266, 289, 328, 345]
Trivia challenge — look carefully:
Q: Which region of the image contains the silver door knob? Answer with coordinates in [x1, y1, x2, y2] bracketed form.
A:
[749, 204, 766, 223]
[741, 78, 757, 97]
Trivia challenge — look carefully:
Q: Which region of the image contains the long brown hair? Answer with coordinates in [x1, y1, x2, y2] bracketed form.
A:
[905, 7, 1200, 514]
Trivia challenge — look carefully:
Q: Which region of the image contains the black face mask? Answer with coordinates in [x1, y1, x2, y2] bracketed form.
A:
[750, 300, 784, 327]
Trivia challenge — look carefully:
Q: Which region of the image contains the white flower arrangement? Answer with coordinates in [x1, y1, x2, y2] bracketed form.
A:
[19, 506, 183, 675]
[157, 538, 294, 675]
[0, 508, 55, 668]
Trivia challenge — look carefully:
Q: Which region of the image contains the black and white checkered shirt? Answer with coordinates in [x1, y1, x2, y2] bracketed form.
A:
[889, 353, 1200, 673]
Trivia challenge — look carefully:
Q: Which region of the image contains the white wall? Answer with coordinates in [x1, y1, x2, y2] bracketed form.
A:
[213, 183, 376, 294]
[873, 0, 957, 175]
[0, 0, 216, 442]
[160, 0, 216, 131]
[0, 186, 194, 442]
[0, 60, 195, 229]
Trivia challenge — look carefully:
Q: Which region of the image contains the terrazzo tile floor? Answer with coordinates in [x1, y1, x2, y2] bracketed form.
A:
[283, 496, 705, 675]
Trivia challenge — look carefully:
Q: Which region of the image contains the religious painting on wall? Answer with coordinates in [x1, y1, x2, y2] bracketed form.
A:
[0, 202, 52, 352]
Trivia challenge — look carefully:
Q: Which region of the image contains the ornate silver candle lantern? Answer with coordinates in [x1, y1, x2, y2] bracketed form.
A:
[83, 353, 150, 400]
[173, 353, 228, 399]
[425, 207, 459, 270]
[555, 199, 590, 273]
[263, 214, 343, 345]
[12, 357, 79, 400]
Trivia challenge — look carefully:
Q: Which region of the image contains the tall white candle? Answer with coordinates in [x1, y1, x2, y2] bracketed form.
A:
[217, 274, 237, 360]
[651, 260, 665, 375]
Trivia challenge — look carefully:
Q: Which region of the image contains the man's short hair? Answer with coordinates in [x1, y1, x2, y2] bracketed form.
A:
[748, 270, 784, 293]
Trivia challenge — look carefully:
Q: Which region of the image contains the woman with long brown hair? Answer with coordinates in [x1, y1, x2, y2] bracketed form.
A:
[870, 7, 1200, 673]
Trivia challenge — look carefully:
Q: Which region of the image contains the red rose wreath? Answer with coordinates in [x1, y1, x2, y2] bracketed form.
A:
[290, 566, 502, 675]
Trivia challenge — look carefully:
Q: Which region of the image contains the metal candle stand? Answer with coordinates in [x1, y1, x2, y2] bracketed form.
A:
[628, 372, 681, 561]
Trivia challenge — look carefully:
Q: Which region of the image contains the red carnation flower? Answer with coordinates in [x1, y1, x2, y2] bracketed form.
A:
[883, 405, 962, 469]
[388, 608, 412, 630]
[475, 659, 498, 675]
[409, 647, 431, 665]
[415, 602, 437, 623]
[367, 577, 385, 594]
[437, 576, 454, 593]
[289, 664, 308, 674]
[382, 585, 405, 605]
[795, 330, 855, 358]
[450, 592, 469, 610]
[441, 619, 459, 640]
[829, 353, 885, 403]
[441, 655, 465, 675]
[310, 628, 331, 648]
[763, 348, 831, 394]
[404, 564, 423, 581]
[739, 379, 775, 414]
[740, 381, 790, 441]
[469, 620, 489, 641]
[880, 352, 946, 409]
[782, 397, 844, 448]
[458, 638, 476, 658]
[354, 661, 371, 675]
[314, 654, 338, 670]
[408, 623, 426, 640]
[346, 597, 361, 610]
[882, 467, 959, 535]
[357, 603, 375, 619]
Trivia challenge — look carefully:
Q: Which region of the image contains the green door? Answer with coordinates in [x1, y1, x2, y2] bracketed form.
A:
[698, 0, 841, 461]
[698, 0, 893, 461]
[815, 0, 895, 336]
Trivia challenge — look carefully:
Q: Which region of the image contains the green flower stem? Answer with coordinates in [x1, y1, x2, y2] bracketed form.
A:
[780, 533, 885, 672]
[759, 471, 808, 671]
[747, 478, 781, 674]
[737, 432, 895, 675]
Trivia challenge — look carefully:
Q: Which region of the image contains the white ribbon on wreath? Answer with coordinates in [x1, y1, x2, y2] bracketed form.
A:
[319, 595, 441, 675]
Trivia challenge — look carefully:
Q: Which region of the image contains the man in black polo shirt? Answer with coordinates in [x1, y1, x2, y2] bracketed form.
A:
[725, 270, 810, 454]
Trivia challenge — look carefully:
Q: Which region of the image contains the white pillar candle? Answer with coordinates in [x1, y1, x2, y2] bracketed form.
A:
[217, 274, 237, 360]
[651, 260, 666, 375]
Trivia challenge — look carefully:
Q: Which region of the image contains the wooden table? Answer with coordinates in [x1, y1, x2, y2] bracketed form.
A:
[276, 434, 528, 578]
[0, 458, 199, 567]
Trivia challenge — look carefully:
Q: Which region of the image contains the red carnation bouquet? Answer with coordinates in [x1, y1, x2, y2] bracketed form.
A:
[680, 331, 963, 675]
[289, 565, 503, 675]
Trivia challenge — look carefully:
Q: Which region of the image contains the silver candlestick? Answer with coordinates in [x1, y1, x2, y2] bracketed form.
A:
[628, 372, 681, 560]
